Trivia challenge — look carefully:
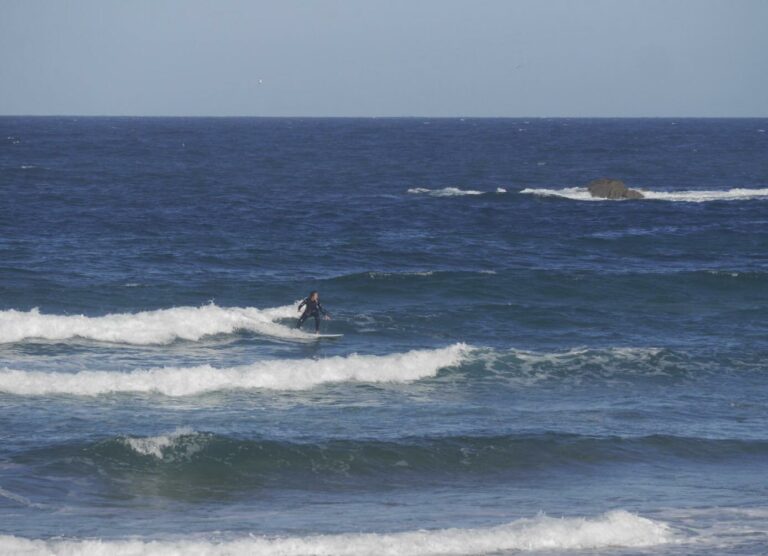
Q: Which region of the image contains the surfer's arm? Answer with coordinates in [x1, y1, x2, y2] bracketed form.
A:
[319, 304, 331, 318]
[298, 299, 307, 312]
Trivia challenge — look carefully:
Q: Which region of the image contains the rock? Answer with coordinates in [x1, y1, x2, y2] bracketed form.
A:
[586, 178, 644, 200]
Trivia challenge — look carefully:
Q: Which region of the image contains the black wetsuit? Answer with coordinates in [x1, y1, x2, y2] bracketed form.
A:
[296, 298, 328, 332]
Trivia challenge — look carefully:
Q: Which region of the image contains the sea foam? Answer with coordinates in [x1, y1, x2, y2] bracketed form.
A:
[520, 186, 768, 202]
[0, 344, 470, 396]
[0, 510, 672, 555]
[122, 427, 199, 459]
[0, 303, 309, 345]
[407, 187, 485, 196]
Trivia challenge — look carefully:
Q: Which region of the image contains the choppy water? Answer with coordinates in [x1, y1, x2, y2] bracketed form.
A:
[1, 117, 767, 555]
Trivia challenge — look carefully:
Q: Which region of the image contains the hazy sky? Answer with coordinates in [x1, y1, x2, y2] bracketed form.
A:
[1, 0, 766, 117]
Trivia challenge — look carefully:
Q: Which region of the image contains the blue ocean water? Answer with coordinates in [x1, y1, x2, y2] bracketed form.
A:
[1, 117, 767, 555]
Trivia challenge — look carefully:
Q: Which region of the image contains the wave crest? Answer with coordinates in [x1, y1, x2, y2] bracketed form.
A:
[521, 186, 768, 202]
[122, 427, 203, 459]
[102, 430, 768, 470]
[0, 510, 672, 555]
[0, 303, 309, 345]
[407, 187, 501, 197]
[0, 344, 470, 396]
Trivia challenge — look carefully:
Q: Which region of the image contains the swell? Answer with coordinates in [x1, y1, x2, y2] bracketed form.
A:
[0, 510, 672, 555]
[15, 430, 768, 479]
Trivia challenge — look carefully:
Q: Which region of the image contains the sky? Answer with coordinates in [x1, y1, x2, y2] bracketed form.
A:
[1, 0, 766, 117]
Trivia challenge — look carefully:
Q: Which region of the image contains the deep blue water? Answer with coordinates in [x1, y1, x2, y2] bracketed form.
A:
[1, 117, 767, 555]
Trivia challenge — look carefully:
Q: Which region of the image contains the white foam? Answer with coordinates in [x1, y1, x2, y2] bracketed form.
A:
[407, 187, 484, 196]
[521, 186, 768, 202]
[520, 187, 603, 201]
[0, 303, 310, 345]
[0, 344, 470, 396]
[0, 510, 672, 555]
[640, 188, 768, 202]
[123, 427, 198, 459]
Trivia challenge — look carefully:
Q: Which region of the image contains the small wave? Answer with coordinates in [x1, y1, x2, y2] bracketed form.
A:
[328, 269, 498, 283]
[367, 270, 434, 279]
[706, 270, 741, 278]
[485, 344, 764, 384]
[0, 303, 311, 345]
[22, 428, 768, 487]
[0, 344, 470, 396]
[588, 225, 684, 239]
[122, 427, 201, 459]
[407, 187, 485, 197]
[521, 186, 768, 202]
[506, 346, 683, 379]
[99, 430, 768, 470]
[471, 345, 740, 385]
[0, 510, 672, 555]
[0, 486, 46, 509]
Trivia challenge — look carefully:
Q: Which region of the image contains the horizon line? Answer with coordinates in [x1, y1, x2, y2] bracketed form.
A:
[1, 114, 767, 119]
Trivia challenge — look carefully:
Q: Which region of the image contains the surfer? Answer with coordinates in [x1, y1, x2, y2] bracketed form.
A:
[296, 291, 330, 333]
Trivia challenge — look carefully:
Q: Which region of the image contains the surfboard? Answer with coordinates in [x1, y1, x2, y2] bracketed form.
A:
[315, 333, 343, 339]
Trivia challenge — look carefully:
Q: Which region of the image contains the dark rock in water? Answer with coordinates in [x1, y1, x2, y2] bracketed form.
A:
[587, 178, 644, 200]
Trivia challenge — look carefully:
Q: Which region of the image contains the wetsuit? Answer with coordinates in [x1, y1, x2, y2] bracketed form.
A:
[296, 298, 328, 332]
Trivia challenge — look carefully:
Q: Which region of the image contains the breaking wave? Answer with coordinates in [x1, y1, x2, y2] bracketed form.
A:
[0, 344, 470, 396]
[122, 427, 200, 459]
[520, 186, 768, 202]
[0, 303, 310, 345]
[0, 510, 672, 555]
[0, 343, 759, 397]
[407, 187, 506, 197]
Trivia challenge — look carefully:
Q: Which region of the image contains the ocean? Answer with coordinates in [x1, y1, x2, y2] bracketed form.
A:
[1, 117, 767, 555]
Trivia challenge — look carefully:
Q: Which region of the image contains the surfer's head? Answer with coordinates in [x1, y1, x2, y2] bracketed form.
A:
[309, 291, 319, 301]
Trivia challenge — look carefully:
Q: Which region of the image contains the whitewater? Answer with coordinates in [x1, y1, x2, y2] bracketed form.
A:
[0, 303, 313, 344]
[0, 344, 469, 395]
[520, 186, 768, 202]
[407, 187, 507, 196]
[0, 511, 673, 556]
